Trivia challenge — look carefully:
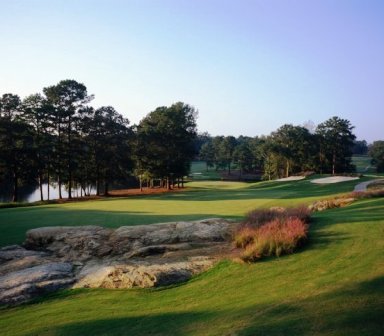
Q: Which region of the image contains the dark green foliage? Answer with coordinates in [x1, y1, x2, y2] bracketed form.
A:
[43, 80, 93, 199]
[84, 106, 133, 195]
[0, 81, 135, 202]
[268, 124, 317, 178]
[0, 94, 37, 202]
[368, 141, 384, 172]
[352, 140, 368, 155]
[316, 116, 356, 174]
[135, 102, 197, 188]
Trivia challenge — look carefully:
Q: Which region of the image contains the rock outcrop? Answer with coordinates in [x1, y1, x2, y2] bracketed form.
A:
[0, 218, 237, 306]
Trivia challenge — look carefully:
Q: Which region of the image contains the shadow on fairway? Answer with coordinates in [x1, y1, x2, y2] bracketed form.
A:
[29, 276, 384, 336]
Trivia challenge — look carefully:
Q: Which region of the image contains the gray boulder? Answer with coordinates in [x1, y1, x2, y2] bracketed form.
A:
[0, 262, 74, 305]
[0, 218, 237, 306]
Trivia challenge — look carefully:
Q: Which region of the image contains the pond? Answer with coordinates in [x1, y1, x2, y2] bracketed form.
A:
[0, 183, 96, 203]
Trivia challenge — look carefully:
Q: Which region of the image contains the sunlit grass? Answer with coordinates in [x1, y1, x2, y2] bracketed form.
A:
[0, 177, 372, 247]
[1, 197, 383, 335]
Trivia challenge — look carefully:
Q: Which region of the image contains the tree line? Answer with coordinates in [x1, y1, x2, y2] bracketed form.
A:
[2, 79, 381, 203]
[198, 117, 359, 180]
[0, 80, 197, 202]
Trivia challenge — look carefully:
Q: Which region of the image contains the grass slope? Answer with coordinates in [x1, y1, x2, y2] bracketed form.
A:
[1, 197, 383, 335]
[1, 176, 383, 335]
[0, 177, 369, 247]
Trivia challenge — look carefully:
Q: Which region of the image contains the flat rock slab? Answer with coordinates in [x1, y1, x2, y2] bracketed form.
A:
[0, 261, 74, 305]
[0, 218, 238, 306]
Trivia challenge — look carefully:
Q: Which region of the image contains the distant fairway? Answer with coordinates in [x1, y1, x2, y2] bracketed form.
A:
[0, 177, 369, 247]
[1, 177, 383, 335]
[352, 155, 376, 173]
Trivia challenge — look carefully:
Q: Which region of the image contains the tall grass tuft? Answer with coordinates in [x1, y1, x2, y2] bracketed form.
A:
[240, 218, 308, 261]
[235, 206, 311, 261]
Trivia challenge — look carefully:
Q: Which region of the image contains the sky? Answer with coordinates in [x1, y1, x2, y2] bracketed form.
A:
[1, 0, 383, 142]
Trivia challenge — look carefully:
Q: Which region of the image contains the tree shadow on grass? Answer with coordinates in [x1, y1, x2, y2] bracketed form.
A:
[98, 179, 362, 202]
[26, 276, 384, 336]
[237, 275, 384, 336]
[312, 198, 384, 226]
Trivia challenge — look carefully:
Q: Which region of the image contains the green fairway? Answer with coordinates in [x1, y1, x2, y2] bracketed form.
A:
[189, 161, 221, 180]
[352, 155, 375, 173]
[0, 177, 368, 247]
[1, 177, 383, 335]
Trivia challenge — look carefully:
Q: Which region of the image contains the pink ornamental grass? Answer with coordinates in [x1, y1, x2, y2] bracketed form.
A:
[239, 217, 308, 262]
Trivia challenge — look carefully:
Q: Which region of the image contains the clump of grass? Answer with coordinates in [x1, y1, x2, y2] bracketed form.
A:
[235, 206, 311, 261]
[348, 189, 384, 199]
[241, 218, 308, 262]
[241, 205, 310, 230]
[308, 198, 355, 212]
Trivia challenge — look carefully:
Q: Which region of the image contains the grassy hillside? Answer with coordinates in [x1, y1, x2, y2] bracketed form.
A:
[1, 177, 383, 335]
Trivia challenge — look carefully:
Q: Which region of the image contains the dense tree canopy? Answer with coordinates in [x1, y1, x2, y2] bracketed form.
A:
[369, 141, 384, 172]
[195, 117, 358, 180]
[135, 102, 197, 189]
[0, 80, 367, 202]
[316, 116, 356, 174]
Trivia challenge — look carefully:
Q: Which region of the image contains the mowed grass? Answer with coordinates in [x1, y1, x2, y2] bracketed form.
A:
[1, 176, 383, 335]
[1, 195, 383, 335]
[352, 155, 375, 173]
[0, 177, 370, 247]
[189, 160, 221, 180]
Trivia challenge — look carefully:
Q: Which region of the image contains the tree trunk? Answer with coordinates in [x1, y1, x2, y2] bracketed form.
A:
[286, 160, 290, 178]
[12, 172, 18, 202]
[68, 171, 72, 199]
[67, 118, 72, 199]
[96, 166, 100, 196]
[47, 172, 50, 200]
[181, 177, 184, 188]
[58, 176, 62, 199]
[104, 181, 109, 196]
[332, 152, 336, 175]
[39, 172, 44, 202]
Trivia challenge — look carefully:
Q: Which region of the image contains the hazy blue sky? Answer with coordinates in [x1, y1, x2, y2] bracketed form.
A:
[1, 0, 383, 142]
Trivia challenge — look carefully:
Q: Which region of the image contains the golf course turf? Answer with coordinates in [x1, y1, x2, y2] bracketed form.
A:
[0, 177, 383, 335]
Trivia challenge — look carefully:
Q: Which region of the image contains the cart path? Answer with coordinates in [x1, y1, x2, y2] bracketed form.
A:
[354, 179, 384, 192]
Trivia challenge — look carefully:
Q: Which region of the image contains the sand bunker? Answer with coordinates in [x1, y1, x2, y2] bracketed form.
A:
[276, 176, 306, 182]
[311, 176, 359, 184]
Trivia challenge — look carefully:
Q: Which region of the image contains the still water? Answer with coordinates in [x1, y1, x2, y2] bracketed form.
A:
[0, 184, 96, 203]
